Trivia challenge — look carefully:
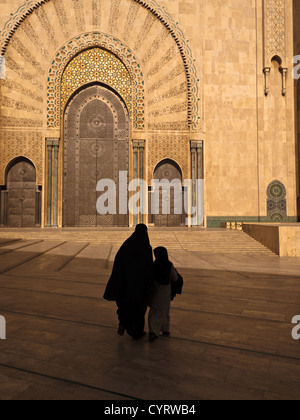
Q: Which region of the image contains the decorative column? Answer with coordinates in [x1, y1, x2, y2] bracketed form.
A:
[138, 141, 145, 223]
[280, 67, 288, 96]
[46, 140, 53, 227]
[46, 138, 60, 228]
[133, 142, 139, 227]
[263, 67, 271, 96]
[132, 140, 146, 226]
[190, 143, 197, 210]
[190, 141, 204, 226]
[196, 142, 204, 226]
[196, 143, 203, 185]
[53, 140, 60, 228]
[35, 187, 42, 227]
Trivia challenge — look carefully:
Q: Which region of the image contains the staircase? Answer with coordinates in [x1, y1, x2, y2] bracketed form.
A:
[173, 230, 276, 255]
[0, 228, 276, 255]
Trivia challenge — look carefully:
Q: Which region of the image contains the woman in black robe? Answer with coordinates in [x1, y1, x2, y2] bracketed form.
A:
[103, 224, 153, 339]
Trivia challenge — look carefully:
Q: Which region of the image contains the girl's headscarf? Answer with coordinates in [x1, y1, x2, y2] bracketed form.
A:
[153, 247, 172, 285]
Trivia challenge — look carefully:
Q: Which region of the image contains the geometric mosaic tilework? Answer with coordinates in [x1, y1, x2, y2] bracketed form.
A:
[47, 32, 144, 129]
[147, 133, 189, 182]
[60, 48, 132, 116]
[267, 180, 287, 220]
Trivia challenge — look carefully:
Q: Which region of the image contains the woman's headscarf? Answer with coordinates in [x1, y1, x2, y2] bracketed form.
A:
[153, 247, 172, 285]
[126, 224, 150, 248]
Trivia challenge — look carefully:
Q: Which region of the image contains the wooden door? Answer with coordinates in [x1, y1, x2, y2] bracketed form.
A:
[3, 159, 38, 227]
[63, 85, 129, 227]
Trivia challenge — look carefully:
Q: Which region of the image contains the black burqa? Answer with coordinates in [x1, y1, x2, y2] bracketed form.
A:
[104, 224, 153, 339]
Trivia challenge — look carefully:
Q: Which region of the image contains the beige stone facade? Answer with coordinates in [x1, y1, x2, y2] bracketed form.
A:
[0, 0, 299, 227]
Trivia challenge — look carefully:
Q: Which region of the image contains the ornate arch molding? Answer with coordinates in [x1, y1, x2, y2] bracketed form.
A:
[0, 0, 199, 129]
[47, 32, 145, 129]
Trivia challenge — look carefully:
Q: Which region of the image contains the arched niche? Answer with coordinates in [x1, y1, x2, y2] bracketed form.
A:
[151, 159, 184, 227]
[0, 157, 41, 227]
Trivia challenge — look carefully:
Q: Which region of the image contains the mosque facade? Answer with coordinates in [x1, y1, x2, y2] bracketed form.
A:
[0, 0, 299, 228]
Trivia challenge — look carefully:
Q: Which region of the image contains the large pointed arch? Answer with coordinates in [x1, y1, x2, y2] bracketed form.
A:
[0, 0, 199, 129]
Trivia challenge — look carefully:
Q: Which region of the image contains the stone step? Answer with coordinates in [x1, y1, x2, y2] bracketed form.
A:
[0, 229, 276, 255]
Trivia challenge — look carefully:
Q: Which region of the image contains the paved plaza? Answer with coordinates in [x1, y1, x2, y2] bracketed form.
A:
[0, 229, 300, 400]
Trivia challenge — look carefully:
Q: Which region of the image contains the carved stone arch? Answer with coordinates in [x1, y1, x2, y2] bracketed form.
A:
[4, 156, 36, 181]
[153, 158, 183, 180]
[0, 0, 199, 129]
[47, 33, 145, 130]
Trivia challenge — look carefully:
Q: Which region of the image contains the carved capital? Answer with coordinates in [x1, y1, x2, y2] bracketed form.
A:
[190, 141, 203, 151]
[46, 137, 60, 147]
[132, 140, 145, 150]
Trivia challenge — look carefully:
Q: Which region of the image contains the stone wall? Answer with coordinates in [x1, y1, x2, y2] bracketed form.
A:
[0, 0, 298, 226]
[243, 222, 300, 257]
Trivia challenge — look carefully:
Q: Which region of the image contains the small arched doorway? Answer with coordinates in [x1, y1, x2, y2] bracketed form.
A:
[0, 157, 41, 227]
[63, 84, 130, 227]
[152, 159, 184, 227]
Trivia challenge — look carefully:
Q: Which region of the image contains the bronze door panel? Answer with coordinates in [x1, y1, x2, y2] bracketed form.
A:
[63, 85, 129, 227]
